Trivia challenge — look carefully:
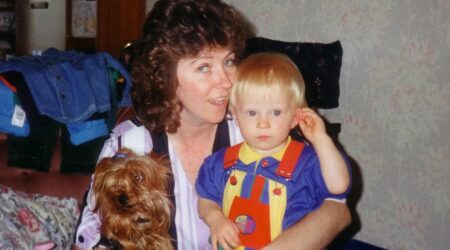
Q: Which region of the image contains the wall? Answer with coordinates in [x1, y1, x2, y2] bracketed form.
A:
[15, 0, 66, 55]
[224, 0, 450, 249]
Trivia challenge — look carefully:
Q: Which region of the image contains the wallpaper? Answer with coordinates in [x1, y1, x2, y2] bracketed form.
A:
[224, 0, 450, 249]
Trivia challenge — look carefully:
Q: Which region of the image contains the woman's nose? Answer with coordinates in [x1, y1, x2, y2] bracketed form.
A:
[216, 67, 234, 89]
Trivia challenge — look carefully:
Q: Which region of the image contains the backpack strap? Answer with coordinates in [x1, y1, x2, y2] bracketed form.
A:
[224, 143, 243, 169]
[275, 140, 305, 179]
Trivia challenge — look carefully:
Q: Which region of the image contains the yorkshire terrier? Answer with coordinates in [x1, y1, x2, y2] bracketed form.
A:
[93, 148, 174, 250]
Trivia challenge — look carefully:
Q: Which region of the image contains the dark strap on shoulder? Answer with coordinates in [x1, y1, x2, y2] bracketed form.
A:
[149, 130, 177, 248]
[213, 119, 230, 152]
[150, 130, 169, 156]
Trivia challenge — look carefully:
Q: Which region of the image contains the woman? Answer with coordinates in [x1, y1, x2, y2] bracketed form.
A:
[73, 0, 350, 249]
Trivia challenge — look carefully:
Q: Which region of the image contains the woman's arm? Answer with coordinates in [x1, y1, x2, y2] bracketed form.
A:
[263, 200, 351, 250]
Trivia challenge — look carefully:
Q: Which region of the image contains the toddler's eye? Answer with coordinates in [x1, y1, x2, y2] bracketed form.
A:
[247, 110, 256, 116]
[273, 110, 282, 116]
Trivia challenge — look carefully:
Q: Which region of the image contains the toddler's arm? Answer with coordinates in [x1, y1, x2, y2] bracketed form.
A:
[198, 197, 240, 250]
[296, 108, 350, 194]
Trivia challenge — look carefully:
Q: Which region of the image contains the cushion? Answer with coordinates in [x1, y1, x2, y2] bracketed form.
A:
[243, 37, 343, 109]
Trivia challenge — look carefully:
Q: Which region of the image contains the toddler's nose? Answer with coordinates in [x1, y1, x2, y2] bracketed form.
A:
[257, 116, 270, 129]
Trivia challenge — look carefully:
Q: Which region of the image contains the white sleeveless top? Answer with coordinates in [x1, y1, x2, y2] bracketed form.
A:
[74, 119, 243, 250]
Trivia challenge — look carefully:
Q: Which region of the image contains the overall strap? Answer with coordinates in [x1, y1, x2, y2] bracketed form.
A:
[223, 140, 305, 179]
[224, 143, 242, 169]
[276, 140, 305, 179]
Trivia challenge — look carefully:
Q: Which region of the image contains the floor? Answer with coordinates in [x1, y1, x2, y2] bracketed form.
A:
[0, 133, 90, 202]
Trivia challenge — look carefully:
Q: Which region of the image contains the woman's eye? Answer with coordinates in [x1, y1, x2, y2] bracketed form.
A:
[198, 65, 210, 73]
[224, 58, 236, 67]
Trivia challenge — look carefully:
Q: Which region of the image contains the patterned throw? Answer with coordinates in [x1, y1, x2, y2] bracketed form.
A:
[0, 184, 79, 250]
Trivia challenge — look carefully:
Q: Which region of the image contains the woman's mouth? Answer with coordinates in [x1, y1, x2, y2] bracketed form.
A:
[209, 97, 228, 106]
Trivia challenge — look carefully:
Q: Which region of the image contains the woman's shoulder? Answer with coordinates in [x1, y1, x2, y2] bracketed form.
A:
[104, 118, 153, 156]
[111, 118, 147, 136]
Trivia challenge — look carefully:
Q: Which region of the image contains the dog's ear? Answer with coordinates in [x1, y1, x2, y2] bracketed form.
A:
[94, 158, 109, 185]
[93, 147, 136, 184]
[145, 151, 172, 191]
[95, 157, 113, 173]
[148, 151, 168, 163]
[149, 151, 171, 171]
[93, 157, 115, 203]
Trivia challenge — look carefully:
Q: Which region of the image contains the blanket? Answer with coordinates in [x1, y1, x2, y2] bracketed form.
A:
[0, 184, 79, 250]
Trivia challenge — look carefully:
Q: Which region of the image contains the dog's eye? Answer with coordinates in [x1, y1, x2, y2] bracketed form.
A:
[135, 174, 143, 183]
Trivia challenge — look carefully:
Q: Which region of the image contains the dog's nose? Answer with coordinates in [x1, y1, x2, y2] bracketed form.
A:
[118, 194, 129, 205]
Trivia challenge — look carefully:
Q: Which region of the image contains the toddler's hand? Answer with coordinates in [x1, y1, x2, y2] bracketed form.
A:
[296, 108, 328, 145]
[209, 215, 240, 250]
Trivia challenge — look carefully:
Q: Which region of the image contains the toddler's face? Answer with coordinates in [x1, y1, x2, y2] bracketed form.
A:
[232, 88, 299, 156]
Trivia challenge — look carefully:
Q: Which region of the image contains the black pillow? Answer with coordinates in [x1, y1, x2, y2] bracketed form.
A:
[242, 37, 343, 109]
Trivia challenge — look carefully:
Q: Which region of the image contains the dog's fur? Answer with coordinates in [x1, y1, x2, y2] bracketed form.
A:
[93, 148, 173, 250]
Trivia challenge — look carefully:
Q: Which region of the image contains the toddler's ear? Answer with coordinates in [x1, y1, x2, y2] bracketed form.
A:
[228, 106, 236, 115]
[291, 108, 303, 129]
[228, 107, 238, 126]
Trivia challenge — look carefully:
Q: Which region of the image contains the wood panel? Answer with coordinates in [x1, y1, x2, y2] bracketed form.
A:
[96, 0, 146, 58]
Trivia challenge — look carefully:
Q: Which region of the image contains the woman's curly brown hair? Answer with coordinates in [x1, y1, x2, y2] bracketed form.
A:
[131, 0, 247, 133]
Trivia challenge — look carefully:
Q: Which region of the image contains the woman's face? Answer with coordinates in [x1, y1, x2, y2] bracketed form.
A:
[176, 47, 237, 126]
